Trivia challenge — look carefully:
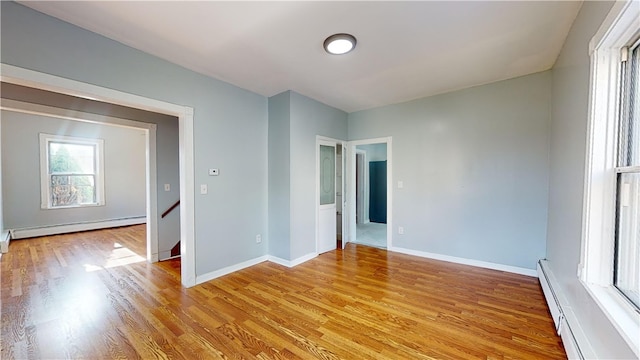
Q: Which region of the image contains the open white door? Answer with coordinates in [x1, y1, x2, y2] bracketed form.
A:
[317, 140, 337, 254]
[340, 144, 347, 249]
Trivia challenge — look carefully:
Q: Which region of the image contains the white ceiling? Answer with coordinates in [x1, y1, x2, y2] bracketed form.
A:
[19, 1, 582, 113]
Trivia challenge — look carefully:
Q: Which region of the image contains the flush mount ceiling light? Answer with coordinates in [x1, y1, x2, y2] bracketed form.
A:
[323, 33, 357, 55]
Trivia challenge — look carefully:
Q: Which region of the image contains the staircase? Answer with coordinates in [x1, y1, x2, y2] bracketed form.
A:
[162, 200, 180, 258]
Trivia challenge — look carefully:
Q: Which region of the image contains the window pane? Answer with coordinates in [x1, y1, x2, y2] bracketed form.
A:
[51, 175, 96, 207]
[615, 171, 640, 308]
[629, 46, 639, 166]
[49, 142, 96, 174]
[319, 145, 335, 205]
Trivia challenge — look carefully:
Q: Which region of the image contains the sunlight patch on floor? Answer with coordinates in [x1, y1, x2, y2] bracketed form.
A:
[83, 243, 145, 272]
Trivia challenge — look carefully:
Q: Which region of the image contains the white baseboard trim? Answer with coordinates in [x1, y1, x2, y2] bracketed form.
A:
[196, 255, 268, 285]
[268, 252, 317, 268]
[0, 231, 10, 253]
[389, 246, 537, 277]
[10, 216, 146, 240]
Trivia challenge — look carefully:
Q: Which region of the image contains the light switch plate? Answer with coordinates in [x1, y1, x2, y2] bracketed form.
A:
[200, 184, 208, 194]
[398, 181, 404, 189]
[164, 184, 170, 192]
[209, 168, 219, 176]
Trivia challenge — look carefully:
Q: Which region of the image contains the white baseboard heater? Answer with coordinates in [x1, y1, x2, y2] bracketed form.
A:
[9, 216, 146, 240]
[538, 260, 587, 360]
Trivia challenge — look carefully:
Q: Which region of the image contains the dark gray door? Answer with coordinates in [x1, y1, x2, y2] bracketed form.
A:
[369, 161, 387, 223]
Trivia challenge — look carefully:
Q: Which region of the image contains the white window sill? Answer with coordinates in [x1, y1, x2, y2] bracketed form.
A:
[42, 203, 104, 210]
[582, 281, 640, 356]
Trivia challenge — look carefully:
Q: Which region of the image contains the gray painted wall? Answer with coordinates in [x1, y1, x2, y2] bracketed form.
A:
[2, 110, 146, 228]
[0, 1, 268, 276]
[1, 82, 181, 259]
[268, 92, 291, 260]
[349, 71, 551, 270]
[546, 1, 634, 357]
[289, 92, 347, 260]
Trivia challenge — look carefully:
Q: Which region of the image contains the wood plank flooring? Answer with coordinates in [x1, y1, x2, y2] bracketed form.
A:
[1, 225, 565, 359]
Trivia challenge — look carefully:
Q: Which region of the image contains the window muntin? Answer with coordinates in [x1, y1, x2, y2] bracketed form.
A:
[614, 42, 640, 309]
[40, 134, 104, 209]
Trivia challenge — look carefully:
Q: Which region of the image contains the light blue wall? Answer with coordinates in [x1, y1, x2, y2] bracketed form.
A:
[2, 110, 146, 228]
[268, 91, 347, 261]
[0, 1, 268, 275]
[349, 71, 551, 270]
[268, 92, 291, 260]
[289, 92, 347, 259]
[546, 1, 634, 357]
[357, 143, 387, 162]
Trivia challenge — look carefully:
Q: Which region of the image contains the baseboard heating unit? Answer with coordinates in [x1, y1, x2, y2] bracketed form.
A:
[538, 260, 588, 359]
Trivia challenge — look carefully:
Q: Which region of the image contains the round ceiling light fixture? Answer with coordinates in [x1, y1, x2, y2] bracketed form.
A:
[323, 33, 357, 55]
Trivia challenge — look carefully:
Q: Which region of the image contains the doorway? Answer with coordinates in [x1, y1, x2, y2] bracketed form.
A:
[0, 64, 197, 287]
[347, 137, 392, 249]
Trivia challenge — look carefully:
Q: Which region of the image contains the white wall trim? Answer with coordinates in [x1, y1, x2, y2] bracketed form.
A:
[390, 246, 537, 277]
[190, 251, 320, 285]
[0, 231, 10, 253]
[194, 252, 318, 284]
[9, 216, 146, 240]
[196, 255, 268, 284]
[0, 63, 196, 288]
[268, 252, 317, 268]
[178, 106, 196, 287]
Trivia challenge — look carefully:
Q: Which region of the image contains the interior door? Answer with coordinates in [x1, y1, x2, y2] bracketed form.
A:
[318, 142, 336, 254]
[369, 160, 387, 223]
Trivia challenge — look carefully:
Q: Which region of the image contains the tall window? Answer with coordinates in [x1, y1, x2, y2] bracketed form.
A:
[582, 1, 640, 354]
[615, 40, 640, 309]
[40, 134, 104, 209]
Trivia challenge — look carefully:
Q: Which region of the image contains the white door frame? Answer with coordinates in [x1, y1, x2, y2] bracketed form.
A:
[315, 135, 346, 254]
[355, 149, 368, 225]
[346, 137, 393, 248]
[0, 63, 197, 288]
[339, 143, 347, 249]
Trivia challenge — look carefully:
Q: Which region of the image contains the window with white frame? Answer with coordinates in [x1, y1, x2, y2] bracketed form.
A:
[615, 40, 640, 310]
[39, 134, 105, 209]
[582, 0, 640, 355]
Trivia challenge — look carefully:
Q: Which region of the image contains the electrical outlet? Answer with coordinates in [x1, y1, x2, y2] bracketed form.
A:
[398, 226, 404, 235]
[256, 234, 262, 243]
[164, 184, 170, 192]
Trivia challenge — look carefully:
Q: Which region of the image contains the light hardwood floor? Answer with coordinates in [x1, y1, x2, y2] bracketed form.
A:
[1, 225, 565, 359]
